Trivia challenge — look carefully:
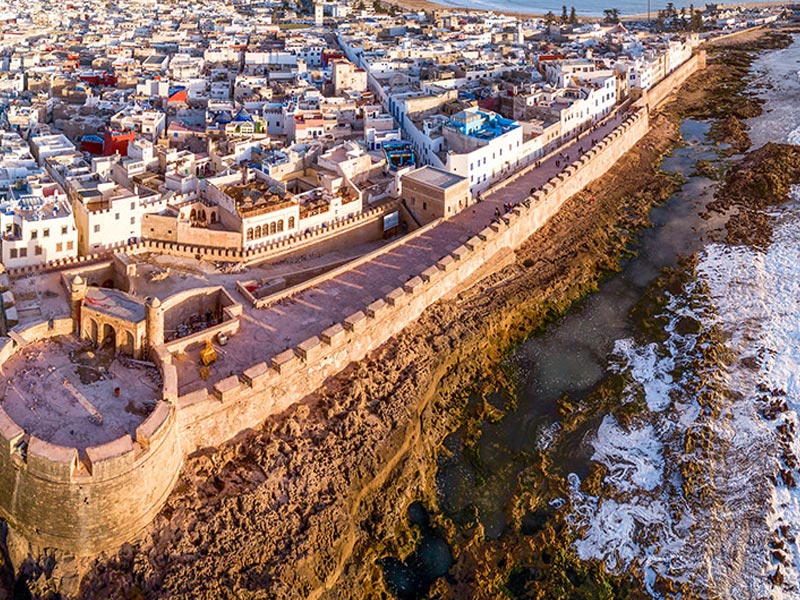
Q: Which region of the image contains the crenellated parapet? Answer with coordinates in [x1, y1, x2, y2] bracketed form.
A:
[0, 54, 703, 559]
[0, 319, 182, 556]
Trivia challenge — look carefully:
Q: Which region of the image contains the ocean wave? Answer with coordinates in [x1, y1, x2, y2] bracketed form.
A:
[566, 197, 800, 597]
[788, 124, 800, 146]
[698, 196, 800, 597]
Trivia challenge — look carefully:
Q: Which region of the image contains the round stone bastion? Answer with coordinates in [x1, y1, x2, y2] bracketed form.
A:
[0, 317, 182, 556]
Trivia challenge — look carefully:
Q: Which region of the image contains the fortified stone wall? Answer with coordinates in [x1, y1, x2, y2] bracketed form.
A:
[0, 319, 183, 556]
[175, 109, 652, 453]
[643, 51, 707, 111]
[0, 53, 703, 557]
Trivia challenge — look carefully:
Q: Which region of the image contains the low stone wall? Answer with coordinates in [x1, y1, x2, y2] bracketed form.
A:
[0, 319, 183, 555]
[6, 201, 399, 280]
[248, 218, 442, 309]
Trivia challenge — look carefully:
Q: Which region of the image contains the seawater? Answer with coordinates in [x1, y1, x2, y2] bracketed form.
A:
[431, 0, 764, 18]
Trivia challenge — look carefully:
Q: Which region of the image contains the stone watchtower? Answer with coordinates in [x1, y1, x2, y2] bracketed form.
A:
[69, 275, 88, 333]
[145, 296, 164, 355]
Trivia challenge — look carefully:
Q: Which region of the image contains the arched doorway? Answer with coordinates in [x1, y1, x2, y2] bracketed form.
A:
[101, 323, 116, 350]
[120, 330, 134, 356]
[86, 318, 99, 343]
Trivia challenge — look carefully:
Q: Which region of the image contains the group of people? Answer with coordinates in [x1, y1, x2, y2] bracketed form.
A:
[493, 198, 531, 220]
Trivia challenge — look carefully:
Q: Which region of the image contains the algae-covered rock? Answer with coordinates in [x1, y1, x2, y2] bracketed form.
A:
[711, 142, 800, 247]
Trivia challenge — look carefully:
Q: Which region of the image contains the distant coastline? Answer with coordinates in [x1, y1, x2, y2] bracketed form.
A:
[390, 0, 796, 19]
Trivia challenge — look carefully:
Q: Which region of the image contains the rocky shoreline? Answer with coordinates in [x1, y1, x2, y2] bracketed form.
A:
[83, 97, 681, 600]
[2, 29, 796, 600]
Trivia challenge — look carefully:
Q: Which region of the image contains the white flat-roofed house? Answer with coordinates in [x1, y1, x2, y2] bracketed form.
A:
[29, 134, 76, 166]
[67, 175, 145, 255]
[442, 108, 523, 197]
[110, 107, 166, 142]
[572, 70, 618, 122]
[0, 180, 77, 268]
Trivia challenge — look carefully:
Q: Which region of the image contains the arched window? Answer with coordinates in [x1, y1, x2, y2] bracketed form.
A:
[246, 228, 253, 241]
[254, 225, 262, 238]
[190, 209, 196, 221]
[277, 220, 284, 232]
[270, 222, 277, 235]
[200, 209, 207, 221]
[288, 216, 295, 229]
[210, 212, 217, 224]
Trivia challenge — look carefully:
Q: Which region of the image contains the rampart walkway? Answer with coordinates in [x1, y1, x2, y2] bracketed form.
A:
[176, 110, 634, 394]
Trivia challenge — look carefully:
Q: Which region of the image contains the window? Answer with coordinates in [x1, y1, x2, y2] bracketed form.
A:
[254, 225, 262, 238]
[246, 228, 253, 241]
[422, 202, 427, 211]
[61, 226, 67, 235]
[130, 202, 136, 210]
[94, 224, 100, 233]
[277, 220, 284, 232]
[30, 230, 37, 239]
[67, 241, 74, 250]
[35, 246, 42, 255]
[43, 229, 50, 238]
[288, 216, 295, 229]
[9, 249, 17, 259]
[19, 248, 27, 258]
[56, 242, 63, 252]
[115, 213, 120, 220]
[130, 217, 135, 225]
[270, 222, 277, 235]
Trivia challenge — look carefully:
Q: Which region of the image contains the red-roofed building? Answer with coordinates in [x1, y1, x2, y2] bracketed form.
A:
[103, 129, 136, 156]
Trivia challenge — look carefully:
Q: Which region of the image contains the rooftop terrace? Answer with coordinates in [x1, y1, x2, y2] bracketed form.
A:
[448, 109, 519, 140]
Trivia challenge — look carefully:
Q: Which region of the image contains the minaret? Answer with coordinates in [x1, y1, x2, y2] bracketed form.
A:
[314, 1, 324, 26]
[69, 275, 88, 334]
[145, 296, 164, 353]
